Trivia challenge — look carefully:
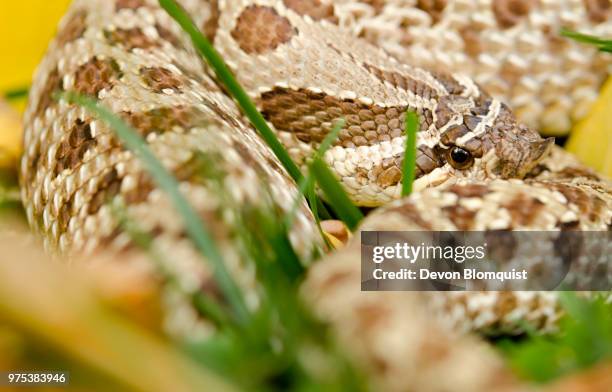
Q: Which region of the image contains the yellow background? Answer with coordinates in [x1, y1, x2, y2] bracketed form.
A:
[567, 78, 612, 177]
[0, 1, 71, 165]
[0, 1, 71, 92]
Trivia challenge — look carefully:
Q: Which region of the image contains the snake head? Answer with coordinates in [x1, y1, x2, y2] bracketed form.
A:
[425, 97, 554, 189]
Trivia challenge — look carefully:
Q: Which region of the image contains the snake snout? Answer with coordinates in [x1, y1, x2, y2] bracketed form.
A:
[518, 136, 555, 176]
[496, 135, 555, 178]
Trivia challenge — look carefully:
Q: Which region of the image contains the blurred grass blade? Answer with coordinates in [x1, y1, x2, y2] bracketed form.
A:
[561, 29, 612, 52]
[283, 172, 333, 248]
[284, 174, 314, 229]
[310, 158, 363, 231]
[3, 86, 29, 101]
[0, 235, 239, 392]
[59, 91, 250, 325]
[402, 111, 418, 197]
[158, 0, 303, 183]
[499, 293, 612, 383]
[112, 202, 231, 329]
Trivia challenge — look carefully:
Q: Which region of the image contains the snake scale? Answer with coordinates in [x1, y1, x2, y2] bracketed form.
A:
[19, 0, 612, 390]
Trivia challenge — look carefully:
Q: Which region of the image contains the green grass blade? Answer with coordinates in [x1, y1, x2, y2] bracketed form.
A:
[310, 118, 344, 222]
[283, 120, 347, 229]
[158, 0, 302, 184]
[561, 29, 612, 52]
[315, 119, 345, 158]
[4, 86, 29, 101]
[58, 91, 250, 325]
[402, 111, 419, 197]
[283, 174, 333, 249]
[192, 293, 233, 328]
[310, 158, 363, 231]
[284, 174, 314, 229]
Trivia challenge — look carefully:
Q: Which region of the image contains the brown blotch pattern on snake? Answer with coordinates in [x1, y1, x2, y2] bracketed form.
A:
[202, 0, 220, 42]
[583, 0, 611, 23]
[259, 87, 410, 148]
[443, 204, 477, 230]
[492, 0, 534, 29]
[448, 183, 491, 198]
[283, 0, 339, 24]
[502, 193, 545, 227]
[73, 57, 122, 97]
[231, 5, 297, 54]
[459, 26, 484, 58]
[54, 119, 97, 176]
[416, 0, 448, 24]
[546, 182, 604, 221]
[140, 67, 184, 93]
[105, 27, 159, 51]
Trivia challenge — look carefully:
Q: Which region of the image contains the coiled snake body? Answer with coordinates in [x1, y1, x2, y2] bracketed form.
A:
[19, 1, 612, 390]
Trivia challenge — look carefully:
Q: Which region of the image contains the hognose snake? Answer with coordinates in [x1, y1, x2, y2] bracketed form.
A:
[18, 0, 612, 390]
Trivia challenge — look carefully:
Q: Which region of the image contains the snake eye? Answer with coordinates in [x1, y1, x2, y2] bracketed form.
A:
[447, 146, 474, 169]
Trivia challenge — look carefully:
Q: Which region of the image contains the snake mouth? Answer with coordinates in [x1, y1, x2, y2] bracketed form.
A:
[412, 167, 453, 192]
